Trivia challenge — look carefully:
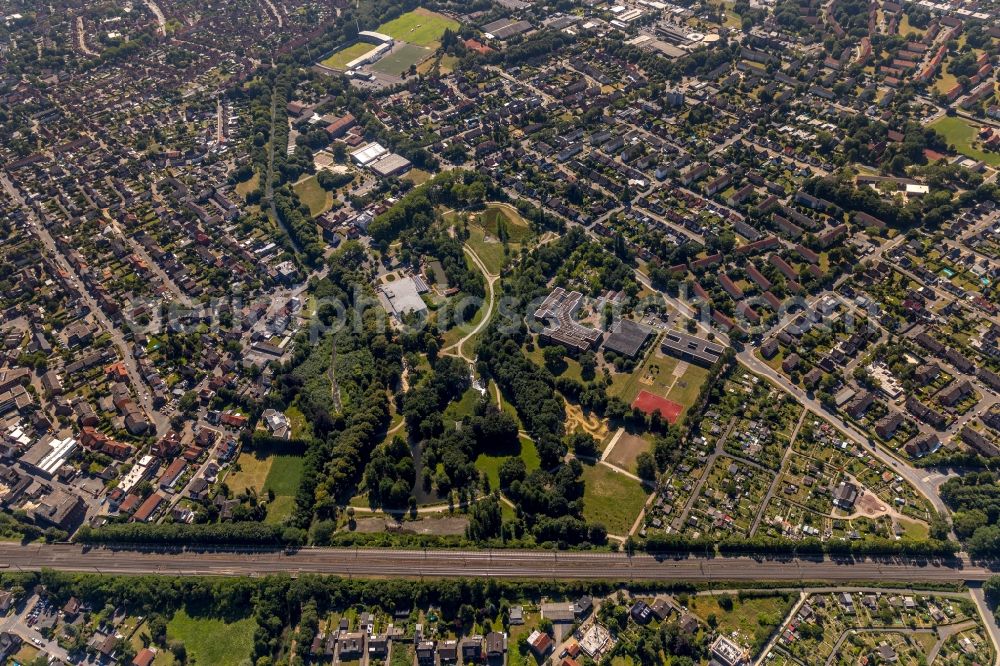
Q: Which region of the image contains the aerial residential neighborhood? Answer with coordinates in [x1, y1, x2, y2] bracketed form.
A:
[0, 0, 1000, 663]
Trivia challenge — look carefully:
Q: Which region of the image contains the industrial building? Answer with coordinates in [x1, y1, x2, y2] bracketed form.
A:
[18, 435, 77, 479]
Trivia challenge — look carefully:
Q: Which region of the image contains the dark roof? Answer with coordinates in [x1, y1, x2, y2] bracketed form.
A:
[603, 319, 653, 358]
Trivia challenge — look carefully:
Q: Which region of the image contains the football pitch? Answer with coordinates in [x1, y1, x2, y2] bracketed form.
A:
[376, 8, 460, 48]
[371, 43, 432, 75]
[320, 42, 375, 70]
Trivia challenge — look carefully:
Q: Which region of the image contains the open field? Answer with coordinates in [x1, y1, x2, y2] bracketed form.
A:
[930, 116, 1000, 167]
[263, 454, 305, 497]
[898, 13, 925, 36]
[450, 204, 533, 274]
[475, 435, 540, 490]
[933, 60, 960, 94]
[320, 42, 377, 70]
[581, 463, 648, 535]
[689, 592, 794, 651]
[443, 386, 482, 424]
[294, 175, 333, 217]
[234, 172, 259, 199]
[265, 495, 296, 524]
[226, 448, 303, 524]
[665, 363, 710, 411]
[404, 168, 432, 185]
[417, 53, 460, 75]
[605, 431, 652, 472]
[226, 451, 272, 495]
[163, 609, 256, 666]
[609, 343, 713, 422]
[371, 43, 432, 75]
[475, 204, 532, 240]
[466, 225, 509, 275]
[377, 8, 460, 47]
[608, 343, 678, 403]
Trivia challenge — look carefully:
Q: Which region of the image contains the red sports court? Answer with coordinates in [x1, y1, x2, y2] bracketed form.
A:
[631, 390, 683, 424]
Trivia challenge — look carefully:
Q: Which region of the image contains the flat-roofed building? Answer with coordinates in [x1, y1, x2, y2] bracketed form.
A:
[660, 330, 725, 367]
[381, 277, 428, 319]
[369, 153, 412, 178]
[533, 287, 603, 353]
[602, 319, 653, 359]
[483, 18, 533, 40]
[350, 142, 388, 166]
[19, 435, 76, 479]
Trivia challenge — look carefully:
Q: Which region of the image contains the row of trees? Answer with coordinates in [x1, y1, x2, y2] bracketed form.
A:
[643, 531, 959, 557]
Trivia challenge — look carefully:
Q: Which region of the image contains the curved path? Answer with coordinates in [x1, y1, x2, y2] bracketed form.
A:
[144, 0, 166, 35]
[440, 244, 498, 361]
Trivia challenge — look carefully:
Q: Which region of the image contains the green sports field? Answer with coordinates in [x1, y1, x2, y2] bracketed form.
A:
[320, 42, 376, 70]
[371, 43, 433, 75]
[376, 8, 460, 48]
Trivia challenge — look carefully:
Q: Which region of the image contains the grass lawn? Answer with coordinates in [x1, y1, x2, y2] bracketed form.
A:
[440, 301, 485, 349]
[476, 435, 540, 490]
[418, 53, 460, 75]
[933, 61, 959, 94]
[930, 116, 1000, 167]
[234, 172, 259, 199]
[898, 517, 929, 540]
[665, 363, 711, 409]
[404, 168, 433, 185]
[228, 449, 303, 524]
[263, 454, 305, 496]
[294, 175, 333, 217]
[477, 204, 532, 240]
[371, 43, 432, 76]
[611, 658, 638, 666]
[265, 495, 296, 524]
[466, 225, 510, 275]
[448, 204, 533, 275]
[164, 609, 256, 666]
[581, 463, 649, 536]
[226, 451, 273, 495]
[13, 644, 40, 664]
[722, 0, 742, 28]
[285, 405, 310, 439]
[321, 42, 377, 69]
[443, 387, 482, 424]
[377, 8, 460, 47]
[898, 13, 925, 36]
[524, 340, 586, 383]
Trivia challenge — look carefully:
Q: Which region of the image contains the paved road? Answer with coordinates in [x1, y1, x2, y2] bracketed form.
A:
[970, 584, 1000, 666]
[0, 544, 992, 583]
